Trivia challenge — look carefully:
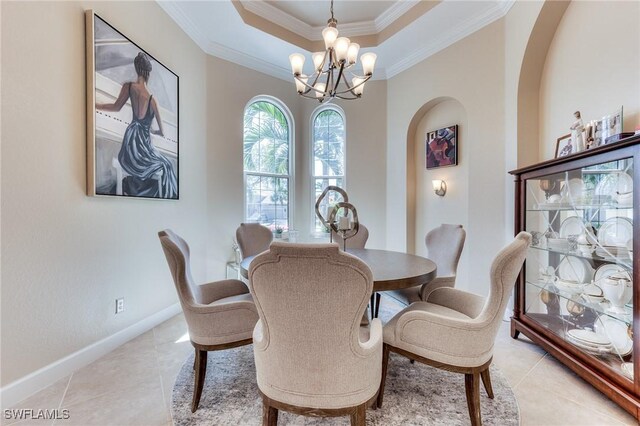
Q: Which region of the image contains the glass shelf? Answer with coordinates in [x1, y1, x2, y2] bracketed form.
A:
[526, 279, 632, 325]
[529, 245, 633, 269]
[525, 312, 633, 381]
[528, 204, 633, 212]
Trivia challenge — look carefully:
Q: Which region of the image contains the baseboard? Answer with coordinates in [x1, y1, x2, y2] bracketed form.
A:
[0, 303, 181, 409]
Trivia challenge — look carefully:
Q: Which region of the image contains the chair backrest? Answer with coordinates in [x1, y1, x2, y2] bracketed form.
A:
[425, 224, 466, 277]
[332, 223, 369, 249]
[158, 229, 202, 306]
[249, 242, 373, 397]
[236, 223, 273, 259]
[477, 232, 531, 334]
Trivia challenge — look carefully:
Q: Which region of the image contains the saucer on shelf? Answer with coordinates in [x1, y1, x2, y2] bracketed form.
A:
[594, 316, 633, 357]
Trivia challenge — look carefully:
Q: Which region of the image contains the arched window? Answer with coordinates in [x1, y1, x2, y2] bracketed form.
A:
[243, 97, 293, 231]
[311, 106, 346, 234]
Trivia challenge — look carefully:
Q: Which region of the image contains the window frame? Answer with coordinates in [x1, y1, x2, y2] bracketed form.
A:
[243, 95, 295, 232]
[310, 104, 346, 237]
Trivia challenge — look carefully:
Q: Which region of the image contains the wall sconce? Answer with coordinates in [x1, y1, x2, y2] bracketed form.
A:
[432, 180, 447, 197]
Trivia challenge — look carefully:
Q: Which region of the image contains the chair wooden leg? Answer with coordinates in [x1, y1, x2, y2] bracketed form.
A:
[374, 293, 381, 318]
[191, 349, 208, 412]
[262, 397, 278, 426]
[350, 403, 366, 426]
[464, 372, 482, 426]
[377, 344, 390, 408]
[480, 368, 494, 399]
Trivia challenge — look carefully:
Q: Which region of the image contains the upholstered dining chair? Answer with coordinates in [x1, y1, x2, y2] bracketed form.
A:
[236, 223, 273, 259]
[331, 223, 369, 249]
[377, 232, 531, 426]
[386, 223, 466, 305]
[158, 229, 259, 412]
[249, 242, 382, 426]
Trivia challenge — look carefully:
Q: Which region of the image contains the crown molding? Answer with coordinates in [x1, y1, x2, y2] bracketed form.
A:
[240, 0, 383, 40]
[241, 0, 317, 40]
[385, 0, 516, 78]
[374, 0, 421, 32]
[238, 0, 425, 40]
[207, 41, 293, 82]
[156, 1, 210, 53]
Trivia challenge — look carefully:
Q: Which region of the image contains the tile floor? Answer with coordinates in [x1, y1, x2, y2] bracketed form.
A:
[5, 297, 637, 426]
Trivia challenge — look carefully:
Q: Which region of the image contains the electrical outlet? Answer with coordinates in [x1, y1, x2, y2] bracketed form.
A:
[115, 298, 125, 314]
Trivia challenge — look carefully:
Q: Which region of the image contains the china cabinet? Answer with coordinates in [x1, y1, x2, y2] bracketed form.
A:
[510, 135, 640, 418]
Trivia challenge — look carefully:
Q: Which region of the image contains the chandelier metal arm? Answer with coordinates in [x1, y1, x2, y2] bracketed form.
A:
[324, 64, 332, 99]
[333, 62, 345, 97]
[294, 72, 371, 98]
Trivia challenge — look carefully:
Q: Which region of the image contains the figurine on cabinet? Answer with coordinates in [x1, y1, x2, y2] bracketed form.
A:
[570, 111, 586, 152]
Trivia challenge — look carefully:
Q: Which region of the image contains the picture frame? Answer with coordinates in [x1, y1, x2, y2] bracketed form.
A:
[86, 10, 179, 199]
[600, 106, 623, 146]
[555, 134, 573, 158]
[426, 125, 458, 169]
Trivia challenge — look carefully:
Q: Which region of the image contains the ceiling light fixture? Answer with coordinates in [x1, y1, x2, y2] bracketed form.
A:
[288, 0, 377, 103]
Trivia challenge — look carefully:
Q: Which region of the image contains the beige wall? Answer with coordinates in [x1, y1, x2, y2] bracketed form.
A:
[205, 56, 388, 280]
[4, 0, 638, 399]
[386, 20, 506, 295]
[413, 99, 468, 286]
[299, 81, 388, 249]
[204, 55, 303, 279]
[1, 0, 389, 390]
[1, 1, 209, 385]
[539, 0, 640, 160]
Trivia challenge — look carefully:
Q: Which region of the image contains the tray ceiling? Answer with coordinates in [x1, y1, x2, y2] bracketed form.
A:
[158, 0, 515, 81]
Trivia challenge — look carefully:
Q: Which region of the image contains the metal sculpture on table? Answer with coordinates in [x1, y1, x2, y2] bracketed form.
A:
[314, 186, 360, 249]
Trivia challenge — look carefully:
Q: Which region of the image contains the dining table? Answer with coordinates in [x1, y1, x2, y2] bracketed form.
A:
[239, 248, 437, 318]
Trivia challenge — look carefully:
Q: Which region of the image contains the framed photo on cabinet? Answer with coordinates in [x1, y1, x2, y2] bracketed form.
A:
[426, 125, 458, 169]
[86, 10, 179, 199]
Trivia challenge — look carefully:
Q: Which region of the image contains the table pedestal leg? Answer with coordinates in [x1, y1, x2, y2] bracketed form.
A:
[370, 292, 382, 319]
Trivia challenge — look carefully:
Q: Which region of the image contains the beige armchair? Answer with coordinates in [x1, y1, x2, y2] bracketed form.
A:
[236, 223, 273, 259]
[377, 232, 531, 426]
[331, 223, 369, 249]
[158, 230, 259, 412]
[386, 223, 466, 305]
[249, 242, 382, 425]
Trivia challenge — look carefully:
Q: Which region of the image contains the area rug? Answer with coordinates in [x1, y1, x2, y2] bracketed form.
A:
[171, 302, 519, 425]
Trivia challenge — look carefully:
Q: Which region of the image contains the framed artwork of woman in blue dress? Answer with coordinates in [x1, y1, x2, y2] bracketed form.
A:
[86, 11, 179, 199]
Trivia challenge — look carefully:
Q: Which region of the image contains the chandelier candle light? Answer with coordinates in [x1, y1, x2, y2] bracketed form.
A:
[289, 0, 377, 102]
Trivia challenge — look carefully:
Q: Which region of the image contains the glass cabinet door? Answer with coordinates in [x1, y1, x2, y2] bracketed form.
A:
[524, 158, 634, 382]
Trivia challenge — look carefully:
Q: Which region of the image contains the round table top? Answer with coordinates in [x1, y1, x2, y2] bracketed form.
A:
[239, 248, 437, 292]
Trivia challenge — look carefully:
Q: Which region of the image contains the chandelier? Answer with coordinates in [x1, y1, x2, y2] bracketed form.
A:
[288, 0, 377, 103]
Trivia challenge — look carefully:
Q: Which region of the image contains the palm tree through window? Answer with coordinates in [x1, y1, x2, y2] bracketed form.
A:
[243, 100, 292, 231]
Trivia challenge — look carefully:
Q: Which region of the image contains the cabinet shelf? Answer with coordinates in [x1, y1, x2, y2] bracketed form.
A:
[529, 245, 633, 269]
[525, 313, 632, 381]
[526, 279, 632, 325]
[528, 204, 633, 212]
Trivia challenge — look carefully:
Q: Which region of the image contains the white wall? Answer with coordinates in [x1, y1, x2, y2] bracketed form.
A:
[539, 0, 640, 160]
[413, 99, 468, 286]
[1, 1, 209, 385]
